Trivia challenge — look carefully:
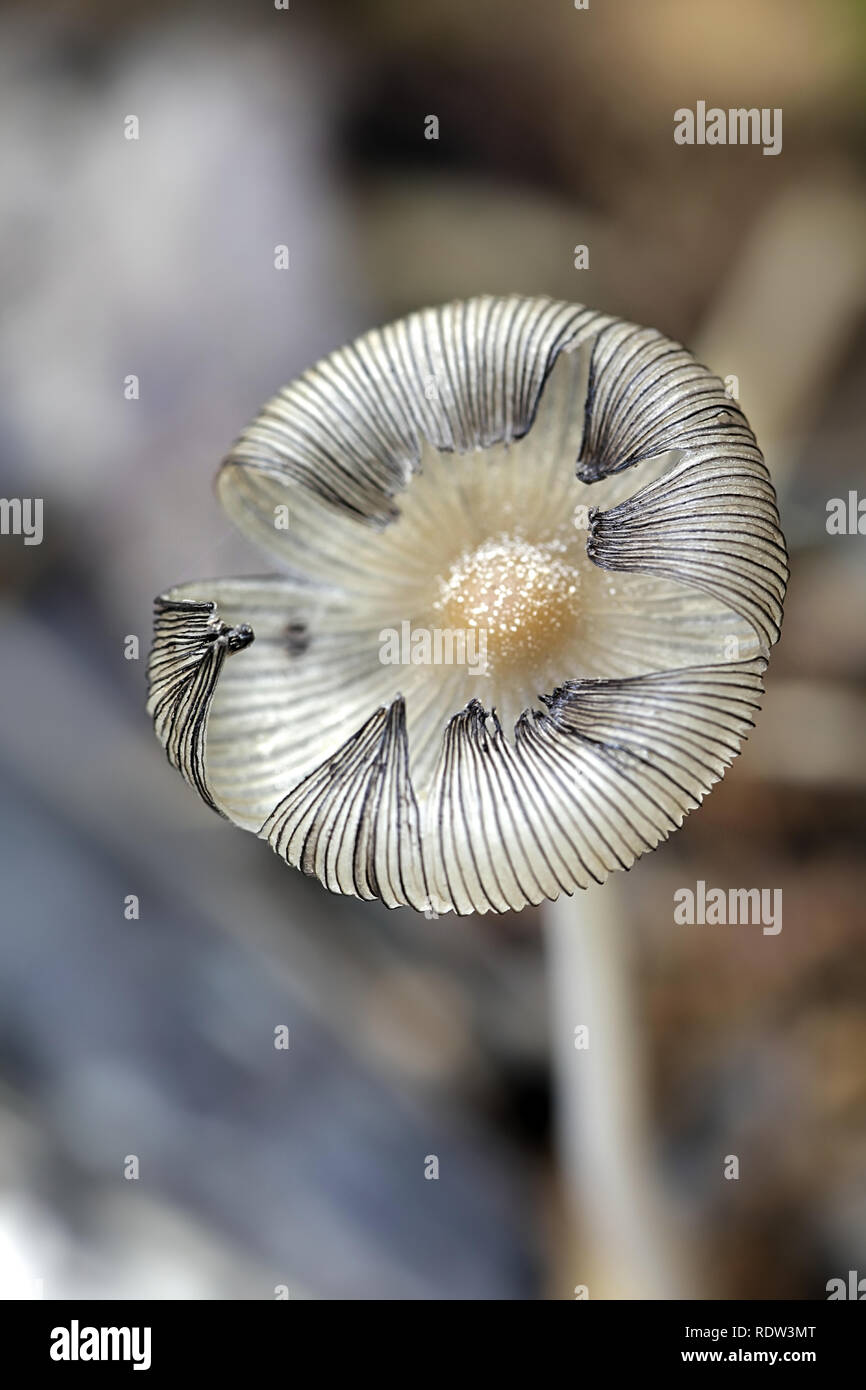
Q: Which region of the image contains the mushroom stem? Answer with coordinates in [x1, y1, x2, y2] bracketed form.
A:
[544, 882, 692, 1299]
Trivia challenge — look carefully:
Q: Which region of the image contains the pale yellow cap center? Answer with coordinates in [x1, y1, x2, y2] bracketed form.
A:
[434, 536, 580, 676]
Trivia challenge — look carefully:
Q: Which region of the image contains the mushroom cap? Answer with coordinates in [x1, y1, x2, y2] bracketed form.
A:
[148, 295, 788, 914]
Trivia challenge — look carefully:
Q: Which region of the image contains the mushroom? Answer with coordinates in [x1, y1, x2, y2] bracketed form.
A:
[147, 295, 787, 915]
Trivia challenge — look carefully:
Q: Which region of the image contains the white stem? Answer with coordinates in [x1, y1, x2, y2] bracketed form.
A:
[545, 882, 692, 1299]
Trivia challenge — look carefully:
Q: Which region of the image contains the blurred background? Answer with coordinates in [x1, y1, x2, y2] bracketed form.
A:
[0, 0, 864, 1299]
